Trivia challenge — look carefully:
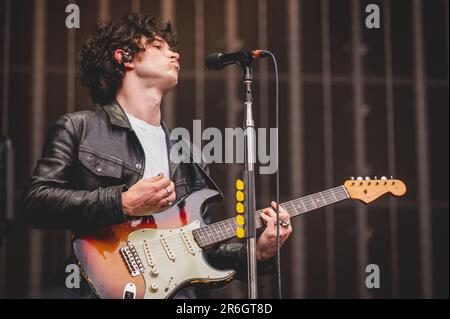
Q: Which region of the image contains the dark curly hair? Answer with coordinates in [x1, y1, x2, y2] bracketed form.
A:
[78, 13, 177, 105]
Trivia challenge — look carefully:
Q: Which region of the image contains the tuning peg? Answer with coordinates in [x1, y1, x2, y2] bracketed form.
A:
[381, 176, 387, 180]
[390, 176, 394, 179]
[350, 176, 355, 180]
[374, 176, 378, 180]
[357, 176, 363, 181]
[365, 176, 371, 180]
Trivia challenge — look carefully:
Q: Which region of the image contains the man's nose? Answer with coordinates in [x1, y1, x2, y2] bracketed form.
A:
[170, 51, 180, 61]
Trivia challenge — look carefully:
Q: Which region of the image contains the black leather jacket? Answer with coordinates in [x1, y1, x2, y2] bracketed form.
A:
[22, 100, 274, 298]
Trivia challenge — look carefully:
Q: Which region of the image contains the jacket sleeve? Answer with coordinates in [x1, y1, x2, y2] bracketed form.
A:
[22, 114, 128, 230]
[206, 241, 277, 280]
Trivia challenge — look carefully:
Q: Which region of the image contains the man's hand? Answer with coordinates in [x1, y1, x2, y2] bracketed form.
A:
[256, 201, 293, 261]
[121, 173, 176, 217]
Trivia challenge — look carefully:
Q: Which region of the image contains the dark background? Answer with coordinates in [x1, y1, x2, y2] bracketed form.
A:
[0, 0, 448, 298]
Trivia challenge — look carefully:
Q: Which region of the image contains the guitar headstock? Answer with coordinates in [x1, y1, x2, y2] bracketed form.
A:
[344, 176, 406, 204]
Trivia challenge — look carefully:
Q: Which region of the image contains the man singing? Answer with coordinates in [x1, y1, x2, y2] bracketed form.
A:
[23, 13, 292, 298]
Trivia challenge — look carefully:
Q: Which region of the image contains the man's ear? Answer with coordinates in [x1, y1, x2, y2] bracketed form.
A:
[113, 49, 134, 69]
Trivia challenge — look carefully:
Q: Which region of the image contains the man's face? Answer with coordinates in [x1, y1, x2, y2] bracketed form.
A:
[132, 36, 180, 91]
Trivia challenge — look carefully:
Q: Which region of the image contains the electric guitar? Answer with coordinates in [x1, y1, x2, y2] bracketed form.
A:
[73, 176, 406, 299]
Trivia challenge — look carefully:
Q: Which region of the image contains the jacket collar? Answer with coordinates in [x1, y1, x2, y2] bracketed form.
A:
[103, 99, 171, 133]
[102, 100, 133, 129]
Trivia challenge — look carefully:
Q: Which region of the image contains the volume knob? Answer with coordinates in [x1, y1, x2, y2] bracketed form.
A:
[150, 268, 159, 277]
[150, 283, 159, 292]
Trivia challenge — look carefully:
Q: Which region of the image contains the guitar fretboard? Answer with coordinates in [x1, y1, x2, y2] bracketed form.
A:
[192, 185, 349, 248]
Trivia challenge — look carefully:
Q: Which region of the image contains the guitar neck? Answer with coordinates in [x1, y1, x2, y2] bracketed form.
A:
[193, 185, 350, 248]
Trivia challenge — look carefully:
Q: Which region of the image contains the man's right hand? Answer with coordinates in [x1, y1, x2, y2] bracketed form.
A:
[121, 173, 176, 217]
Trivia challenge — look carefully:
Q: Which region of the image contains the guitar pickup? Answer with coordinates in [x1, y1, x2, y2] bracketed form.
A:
[143, 242, 156, 267]
[180, 230, 196, 255]
[160, 235, 176, 261]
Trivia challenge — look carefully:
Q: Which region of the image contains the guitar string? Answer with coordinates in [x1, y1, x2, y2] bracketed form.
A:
[128, 186, 348, 252]
[117, 182, 392, 265]
[119, 190, 350, 263]
[128, 191, 346, 258]
[124, 186, 349, 260]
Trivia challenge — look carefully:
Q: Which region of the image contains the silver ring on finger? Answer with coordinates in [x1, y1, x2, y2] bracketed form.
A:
[279, 220, 291, 228]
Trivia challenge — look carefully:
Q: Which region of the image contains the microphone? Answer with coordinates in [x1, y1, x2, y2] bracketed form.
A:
[205, 50, 269, 70]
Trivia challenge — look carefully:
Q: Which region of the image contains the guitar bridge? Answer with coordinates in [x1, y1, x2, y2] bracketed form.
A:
[120, 245, 144, 277]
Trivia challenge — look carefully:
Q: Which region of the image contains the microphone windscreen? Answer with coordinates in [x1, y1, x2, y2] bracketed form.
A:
[205, 52, 224, 70]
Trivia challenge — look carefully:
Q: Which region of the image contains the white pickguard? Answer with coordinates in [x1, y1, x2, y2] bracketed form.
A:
[126, 220, 235, 299]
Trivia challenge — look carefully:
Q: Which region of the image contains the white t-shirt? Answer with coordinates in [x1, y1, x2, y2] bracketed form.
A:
[125, 112, 170, 179]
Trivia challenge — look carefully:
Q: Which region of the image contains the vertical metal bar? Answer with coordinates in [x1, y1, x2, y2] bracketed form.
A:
[351, 0, 369, 299]
[65, 0, 77, 257]
[258, 0, 270, 207]
[98, 0, 110, 22]
[287, 0, 306, 299]
[383, 0, 399, 298]
[194, 0, 205, 120]
[224, 0, 243, 298]
[1, 0, 11, 136]
[412, 0, 433, 299]
[161, 0, 176, 128]
[30, 0, 47, 298]
[321, 0, 336, 299]
[131, 0, 141, 13]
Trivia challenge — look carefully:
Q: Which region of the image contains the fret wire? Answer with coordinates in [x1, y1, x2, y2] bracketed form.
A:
[292, 199, 305, 215]
[340, 185, 350, 198]
[305, 196, 315, 210]
[197, 185, 349, 246]
[212, 223, 220, 242]
[300, 198, 307, 212]
[289, 186, 346, 212]
[196, 230, 202, 246]
[206, 226, 213, 245]
[220, 222, 227, 241]
[320, 191, 328, 204]
[332, 188, 342, 200]
[219, 221, 227, 241]
[326, 191, 334, 200]
[285, 202, 295, 216]
[215, 222, 222, 241]
[224, 220, 232, 238]
[309, 196, 316, 209]
[330, 188, 338, 201]
[199, 225, 207, 246]
[322, 190, 333, 203]
[308, 195, 316, 208]
[311, 193, 322, 207]
[206, 224, 214, 243]
[201, 226, 209, 246]
[212, 222, 218, 242]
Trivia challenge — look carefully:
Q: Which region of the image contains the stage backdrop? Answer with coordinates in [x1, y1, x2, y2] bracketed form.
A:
[0, 0, 448, 298]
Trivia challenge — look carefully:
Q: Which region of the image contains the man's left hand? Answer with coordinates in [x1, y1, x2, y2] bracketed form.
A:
[256, 201, 293, 261]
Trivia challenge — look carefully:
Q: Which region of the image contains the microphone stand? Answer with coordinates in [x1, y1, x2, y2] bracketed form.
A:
[241, 63, 258, 299]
